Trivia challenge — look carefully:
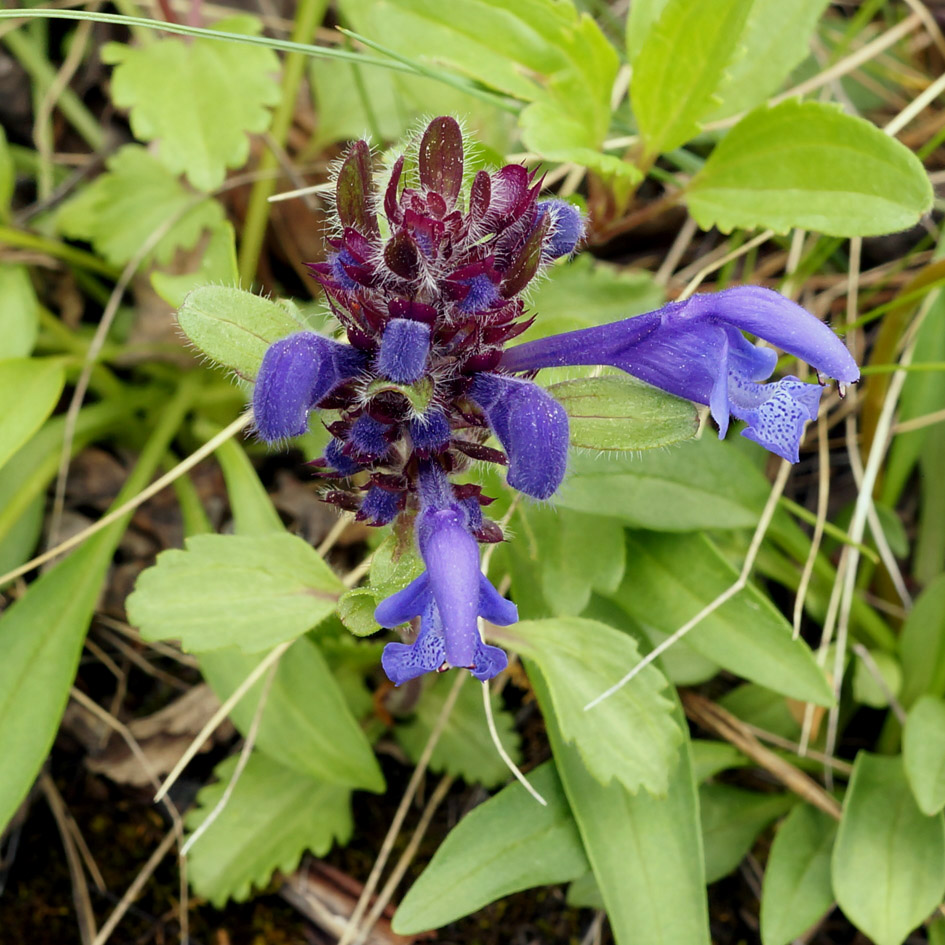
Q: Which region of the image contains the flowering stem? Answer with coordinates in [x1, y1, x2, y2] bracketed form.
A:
[236, 0, 330, 285]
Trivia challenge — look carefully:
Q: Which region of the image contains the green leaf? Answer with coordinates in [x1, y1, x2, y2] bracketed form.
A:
[557, 434, 769, 530]
[760, 804, 837, 945]
[499, 617, 682, 795]
[625, 0, 669, 65]
[566, 871, 604, 909]
[690, 740, 747, 782]
[56, 145, 224, 267]
[338, 587, 382, 638]
[510, 506, 625, 616]
[395, 676, 520, 788]
[0, 532, 114, 831]
[102, 16, 280, 191]
[615, 531, 833, 705]
[0, 358, 65, 473]
[719, 683, 801, 740]
[177, 284, 309, 382]
[548, 375, 698, 451]
[537, 674, 711, 945]
[686, 100, 933, 237]
[833, 753, 945, 945]
[708, 0, 830, 120]
[127, 532, 343, 653]
[199, 638, 384, 791]
[392, 761, 588, 934]
[899, 573, 945, 708]
[340, 0, 618, 169]
[186, 752, 352, 907]
[852, 648, 902, 709]
[701, 784, 794, 882]
[631, 0, 753, 155]
[903, 696, 945, 816]
[150, 220, 239, 308]
[0, 264, 40, 358]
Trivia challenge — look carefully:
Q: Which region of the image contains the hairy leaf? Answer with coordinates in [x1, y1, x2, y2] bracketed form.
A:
[687, 100, 933, 236]
[102, 16, 280, 191]
[199, 640, 384, 791]
[0, 264, 39, 358]
[537, 676, 711, 945]
[177, 285, 309, 381]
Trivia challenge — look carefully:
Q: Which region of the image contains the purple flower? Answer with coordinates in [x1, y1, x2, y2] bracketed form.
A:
[247, 117, 859, 686]
[470, 373, 569, 500]
[253, 332, 365, 441]
[376, 467, 517, 686]
[500, 286, 859, 463]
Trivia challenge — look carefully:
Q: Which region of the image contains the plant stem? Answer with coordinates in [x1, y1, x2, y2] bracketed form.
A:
[1, 29, 105, 152]
[0, 225, 119, 278]
[236, 0, 331, 285]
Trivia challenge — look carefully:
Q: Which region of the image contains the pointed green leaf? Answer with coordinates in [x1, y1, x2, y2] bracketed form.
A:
[615, 531, 833, 705]
[760, 804, 837, 945]
[687, 101, 933, 237]
[631, 0, 753, 155]
[499, 617, 682, 795]
[102, 16, 280, 191]
[833, 753, 945, 945]
[177, 285, 309, 381]
[127, 533, 343, 653]
[536, 673, 711, 945]
[186, 752, 352, 907]
[548, 374, 698, 451]
[393, 762, 587, 934]
[0, 358, 65, 472]
[904, 695, 945, 816]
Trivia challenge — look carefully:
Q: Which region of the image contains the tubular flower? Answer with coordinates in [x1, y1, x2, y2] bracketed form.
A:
[500, 286, 859, 464]
[250, 117, 856, 684]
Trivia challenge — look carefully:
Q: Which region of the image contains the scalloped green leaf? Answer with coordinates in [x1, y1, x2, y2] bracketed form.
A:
[186, 752, 352, 907]
[102, 16, 280, 191]
[548, 374, 698, 451]
[687, 100, 933, 237]
[56, 145, 223, 267]
[127, 533, 343, 653]
[499, 617, 682, 795]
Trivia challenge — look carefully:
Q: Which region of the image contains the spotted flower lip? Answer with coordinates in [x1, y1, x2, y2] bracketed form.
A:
[499, 286, 859, 463]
